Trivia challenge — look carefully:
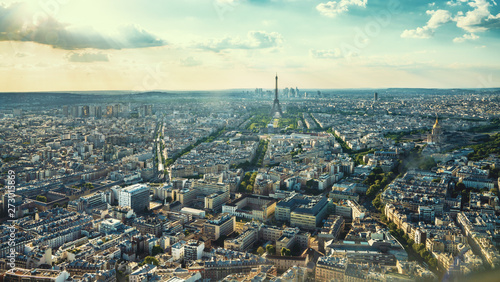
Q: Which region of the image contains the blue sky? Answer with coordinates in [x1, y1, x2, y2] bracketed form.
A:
[0, 0, 499, 91]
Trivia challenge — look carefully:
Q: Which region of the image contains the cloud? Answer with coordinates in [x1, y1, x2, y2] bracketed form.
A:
[180, 56, 202, 67]
[453, 32, 479, 42]
[66, 52, 110, 63]
[316, 0, 367, 18]
[403, 0, 500, 41]
[401, 27, 434, 39]
[426, 9, 453, 28]
[310, 49, 343, 59]
[15, 52, 30, 57]
[196, 31, 283, 52]
[0, 3, 166, 50]
[401, 9, 452, 38]
[454, 0, 500, 33]
[446, 0, 468, 6]
[215, 0, 241, 4]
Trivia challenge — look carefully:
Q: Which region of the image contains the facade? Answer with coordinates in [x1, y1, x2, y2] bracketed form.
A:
[276, 194, 330, 229]
[224, 227, 259, 252]
[290, 197, 329, 230]
[204, 190, 230, 212]
[222, 195, 276, 222]
[118, 184, 150, 213]
[177, 188, 198, 206]
[261, 225, 284, 242]
[99, 218, 123, 234]
[266, 255, 308, 272]
[276, 227, 310, 251]
[315, 256, 347, 282]
[171, 242, 185, 261]
[191, 180, 230, 195]
[3, 268, 71, 282]
[132, 217, 163, 237]
[318, 215, 345, 251]
[184, 240, 204, 261]
[203, 258, 272, 281]
[203, 213, 235, 240]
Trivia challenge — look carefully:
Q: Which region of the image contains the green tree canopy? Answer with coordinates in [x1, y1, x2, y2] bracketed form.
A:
[266, 245, 276, 255]
[281, 247, 292, 256]
[36, 195, 47, 202]
[143, 256, 159, 266]
[257, 246, 265, 256]
[152, 245, 164, 256]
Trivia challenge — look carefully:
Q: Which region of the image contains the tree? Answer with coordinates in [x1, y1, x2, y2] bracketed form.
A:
[266, 245, 276, 255]
[246, 185, 253, 193]
[372, 166, 384, 175]
[396, 229, 404, 238]
[281, 247, 291, 256]
[429, 258, 438, 269]
[257, 246, 265, 256]
[152, 245, 164, 256]
[143, 256, 159, 266]
[36, 195, 47, 202]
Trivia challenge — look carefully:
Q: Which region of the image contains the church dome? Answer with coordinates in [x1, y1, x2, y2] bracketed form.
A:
[433, 117, 440, 129]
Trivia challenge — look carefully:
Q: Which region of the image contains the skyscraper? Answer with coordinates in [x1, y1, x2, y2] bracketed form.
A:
[374, 92, 378, 101]
[271, 74, 283, 118]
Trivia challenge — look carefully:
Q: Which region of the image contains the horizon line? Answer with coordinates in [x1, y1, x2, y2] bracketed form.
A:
[1, 87, 500, 94]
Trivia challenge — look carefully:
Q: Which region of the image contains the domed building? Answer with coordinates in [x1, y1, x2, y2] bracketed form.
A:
[427, 116, 444, 144]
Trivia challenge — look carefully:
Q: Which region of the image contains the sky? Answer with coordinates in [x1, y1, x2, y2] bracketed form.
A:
[0, 0, 499, 92]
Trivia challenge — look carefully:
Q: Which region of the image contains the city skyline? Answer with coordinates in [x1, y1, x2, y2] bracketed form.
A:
[1, 0, 500, 92]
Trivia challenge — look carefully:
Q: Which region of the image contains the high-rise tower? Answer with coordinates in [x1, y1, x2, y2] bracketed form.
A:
[271, 73, 283, 118]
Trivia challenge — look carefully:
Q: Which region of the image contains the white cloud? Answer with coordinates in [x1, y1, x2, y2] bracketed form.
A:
[454, 0, 500, 33]
[426, 9, 453, 28]
[196, 31, 283, 52]
[309, 49, 343, 59]
[0, 3, 166, 49]
[316, 0, 367, 18]
[401, 9, 452, 39]
[446, 0, 468, 7]
[401, 27, 434, 39]
[180, 56, 202, 67]
[453, 33, 479, 42]
[402, 0, 500, 41]
[66, 52, 110, 62]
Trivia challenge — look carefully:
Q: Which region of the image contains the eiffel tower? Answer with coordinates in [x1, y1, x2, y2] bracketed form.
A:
[271, 73, 283, 118]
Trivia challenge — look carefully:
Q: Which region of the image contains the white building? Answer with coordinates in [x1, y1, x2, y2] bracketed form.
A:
[180, 207, 205, 218]
[171, 241, 185, 261]
[99, 218, 123, 234]
[119, 184, 150, 213]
